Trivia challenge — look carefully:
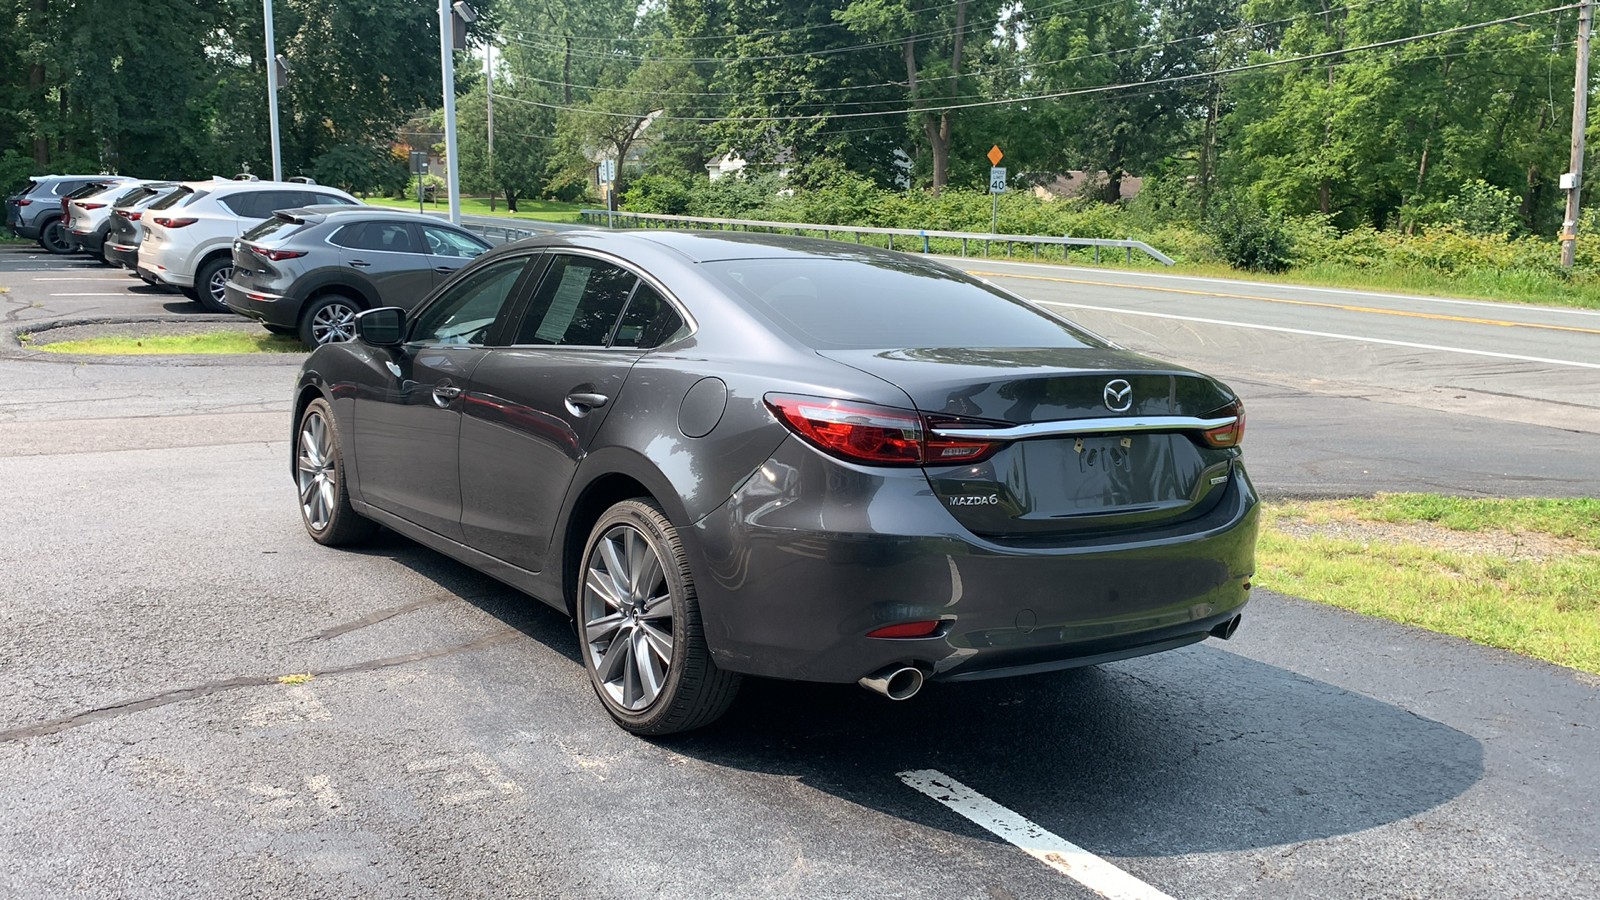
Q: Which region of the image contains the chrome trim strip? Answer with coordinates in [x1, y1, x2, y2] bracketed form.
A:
[931, 415, 1237, 441]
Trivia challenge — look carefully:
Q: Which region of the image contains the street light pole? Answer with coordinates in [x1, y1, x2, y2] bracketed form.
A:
[438, 0, 462, 225]
[264, 0, 282, 181]
[1562, 0, 1593, 268]
[486, 44, 495, 212]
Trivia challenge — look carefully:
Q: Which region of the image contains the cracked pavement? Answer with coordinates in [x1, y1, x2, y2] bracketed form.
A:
[0, 245, 1596, 898]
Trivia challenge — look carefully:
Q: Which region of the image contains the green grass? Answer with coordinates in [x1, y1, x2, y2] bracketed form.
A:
[363, 195, 583, 222]
[28, 330, 305, 354]
[1259, 493, 1600, 673]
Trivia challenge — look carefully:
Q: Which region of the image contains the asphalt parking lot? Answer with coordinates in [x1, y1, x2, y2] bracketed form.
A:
[1, 243, 1597, 898]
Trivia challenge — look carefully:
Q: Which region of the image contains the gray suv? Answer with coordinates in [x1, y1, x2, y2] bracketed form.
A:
[224, 206, 490, 345]
[6, 174, 123, 253]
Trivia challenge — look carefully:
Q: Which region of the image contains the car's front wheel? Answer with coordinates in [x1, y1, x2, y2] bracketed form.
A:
[195, 257, 233, 313]
[579, 499, 740, 735]
[296, 398, 376, 546]
[38, 218, 74, 254]
[300, 293, 362, 347]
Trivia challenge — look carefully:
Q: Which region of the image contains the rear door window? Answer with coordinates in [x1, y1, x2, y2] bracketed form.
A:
[612, 284, 688, 349]
[341, 220, 420, 253]
[305, 192, 357, 207]
[421, 225, 490, 258]
[220, 191, 267, 218]
[513, 254, 638, 346]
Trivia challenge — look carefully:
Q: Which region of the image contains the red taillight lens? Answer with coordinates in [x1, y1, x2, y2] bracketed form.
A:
[250, 244, 306, 261]
[152, 216, 197, 228]
[1201, 401, 1246, 448]
[15, 198, 31, 206]
[767, 395, 924, 465]
[866, 620, 942, 639]
[765, 394, 1005, 466]
[77, 202, 106, 210]
[116, 209, 142, 220]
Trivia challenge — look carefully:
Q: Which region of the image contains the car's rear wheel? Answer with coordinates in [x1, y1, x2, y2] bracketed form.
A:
[300, 293, 362, 347]
[38, 219, 74, 254]
[579, 499, 740, 735]
[195, 257, 233, 312]
[296, 398, 376, 546]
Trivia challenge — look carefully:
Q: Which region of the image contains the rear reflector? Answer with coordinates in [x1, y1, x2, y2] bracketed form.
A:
[765, 394, 1005, 467]
[866, 621, 942, 639]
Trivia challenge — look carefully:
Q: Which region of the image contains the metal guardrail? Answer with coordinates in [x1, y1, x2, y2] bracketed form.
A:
[460, 222, 542, 245]
[576, 209, 1175, 266]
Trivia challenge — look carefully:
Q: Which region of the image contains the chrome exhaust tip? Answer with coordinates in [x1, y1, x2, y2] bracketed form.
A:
[858, 665, 926, 701]
[1210, 614, 1242, 641]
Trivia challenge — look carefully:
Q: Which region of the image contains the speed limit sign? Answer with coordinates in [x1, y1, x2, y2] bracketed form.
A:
[989, 167, 1007, 193]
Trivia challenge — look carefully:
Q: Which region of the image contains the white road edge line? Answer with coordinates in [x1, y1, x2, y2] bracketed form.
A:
[898, 769, 1176, 900]
[48, 292, 129, 297]
[1039, 299, 1600, 371]
[948, 255, 1600, 319]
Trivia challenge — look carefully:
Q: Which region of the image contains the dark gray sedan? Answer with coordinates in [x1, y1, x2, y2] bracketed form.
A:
[291, 230, 1258, 734]
[225, 206, 490, 345]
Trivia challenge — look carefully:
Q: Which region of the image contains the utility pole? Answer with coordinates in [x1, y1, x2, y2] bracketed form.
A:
[486, 44, 495, 212]
[438, 0, 462, 225]
[264, 0, 282, 181]
[1562, 0, 1593, 268]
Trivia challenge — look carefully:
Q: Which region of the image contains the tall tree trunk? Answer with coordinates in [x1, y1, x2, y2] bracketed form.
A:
[563, 36, 572, 106]
[30, 0, 47, 166]
[1198, 79, 1220, 221]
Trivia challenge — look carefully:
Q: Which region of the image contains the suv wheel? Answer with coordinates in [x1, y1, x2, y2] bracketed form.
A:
[578, 499, 741, 735]
[300, 294, 362, 346]
[195, 257, 233, 312]
[38, 219, 74, 254]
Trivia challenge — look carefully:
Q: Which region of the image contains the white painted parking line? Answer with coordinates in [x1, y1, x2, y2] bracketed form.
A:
[1038, 299, 1600, 371]
[899, 769, 1176, 900]
[33, 276, 129, 281]
[49, 292, 128, 297]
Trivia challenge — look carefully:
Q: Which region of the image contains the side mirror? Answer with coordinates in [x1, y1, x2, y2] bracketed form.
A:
[355, 307, 405, 346]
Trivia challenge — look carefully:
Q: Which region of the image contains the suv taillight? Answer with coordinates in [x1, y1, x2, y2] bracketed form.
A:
[76, 202, 106, 210]
[249, 244, 306, 262]
[152, 216, 197, 228]
[116, 210, 142, 220]
[16, 199, 31, 206]
[765, 394, 1005, 467]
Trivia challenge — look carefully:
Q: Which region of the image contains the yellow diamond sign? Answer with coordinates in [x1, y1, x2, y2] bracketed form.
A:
[987, 145, 1003, 166]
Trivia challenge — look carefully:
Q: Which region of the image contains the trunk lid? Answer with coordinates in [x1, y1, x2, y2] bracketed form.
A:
[821, 347, 1242, 537]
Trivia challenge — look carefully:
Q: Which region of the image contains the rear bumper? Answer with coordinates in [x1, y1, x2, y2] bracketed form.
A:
[137, 263, 192, 288]
[71, 223, 110, 253]
[690, 436, 1259, 684]
[224, 282, 301, 328]
[13, 221, 41, 240]
[104, 244, 140, 269]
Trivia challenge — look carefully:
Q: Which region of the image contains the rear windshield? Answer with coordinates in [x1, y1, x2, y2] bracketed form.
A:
[114, 185, 164, 208]
[701, 257, 1106, 350]
[241, 215, 306, 242]
[147, 187, 207, 210]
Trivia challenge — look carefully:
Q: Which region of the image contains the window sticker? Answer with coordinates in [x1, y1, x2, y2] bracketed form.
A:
[533, 264, 592, 343]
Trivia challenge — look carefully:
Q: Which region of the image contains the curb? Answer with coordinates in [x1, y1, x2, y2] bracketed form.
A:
[2, 315, 308, 367]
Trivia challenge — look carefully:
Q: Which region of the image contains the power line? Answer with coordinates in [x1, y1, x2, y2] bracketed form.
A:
[489, 6, 1575, 123]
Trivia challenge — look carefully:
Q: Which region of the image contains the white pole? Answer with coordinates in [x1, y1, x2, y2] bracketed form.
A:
[439, 0, 462, 224]
[264, 0, 282, 181]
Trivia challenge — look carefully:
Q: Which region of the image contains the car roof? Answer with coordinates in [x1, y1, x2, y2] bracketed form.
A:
[501, 228, 942, 267]
[284, 204, 457, 224]
[174, 179, 356, 197]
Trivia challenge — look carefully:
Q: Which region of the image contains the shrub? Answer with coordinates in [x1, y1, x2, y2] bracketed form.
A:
[1206, 196, 1295, 272]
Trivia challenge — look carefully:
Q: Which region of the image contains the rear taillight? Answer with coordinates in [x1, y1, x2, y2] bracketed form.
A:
[76, 202, 106, 210]
[1201, 400, 1246, 448]
[16, 198, 31, 206]
[152, 216, 197, 228]
[249, 244, 306, 261]
[116, 209, 142, 220]
[765, 394, 1005, 467]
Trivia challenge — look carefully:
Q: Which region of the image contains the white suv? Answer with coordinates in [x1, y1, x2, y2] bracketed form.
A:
[67, 180, 157, 260]
[137, 179, 360, 310]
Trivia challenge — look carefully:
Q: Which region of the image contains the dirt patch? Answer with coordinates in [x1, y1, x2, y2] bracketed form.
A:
[1273, 516, 1596, 560]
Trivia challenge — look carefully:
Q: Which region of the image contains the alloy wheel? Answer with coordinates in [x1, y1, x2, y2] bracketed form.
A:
[296, 409, 337, 533]
[309, 301, 358, 345]
[207, 265, 233, 308]
[40, 220, 73, 254]
[582, 525, 675, 711]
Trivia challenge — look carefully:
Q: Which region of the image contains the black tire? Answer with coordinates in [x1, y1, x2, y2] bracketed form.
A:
[178, 286, 199, 300]
[295, 398, 377, 547]
[263, 323, 296, 336]
[38, 218, 74, 254]
[194, 256, 233, 312]
[298, 293, 363, 346]
[577, 499, 741, 735]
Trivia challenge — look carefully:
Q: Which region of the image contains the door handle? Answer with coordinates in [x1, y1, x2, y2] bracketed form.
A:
[564, 391, 610, 416]
[432, 383, 462, 408]
[348, 259, 372, 268]
[434, 266, 458, 275]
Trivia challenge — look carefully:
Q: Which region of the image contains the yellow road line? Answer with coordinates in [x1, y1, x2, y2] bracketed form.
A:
[965, 270, 1600, 337]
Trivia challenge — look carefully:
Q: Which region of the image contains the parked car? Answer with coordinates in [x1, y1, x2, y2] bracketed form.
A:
[290, 230, 1259, 734]
[136, 179, 361, 311]
[102, 183, 183, 270]
[68, 180, 171, 260]
[6, 174, 129, 253]
[225, 206, 490, 346]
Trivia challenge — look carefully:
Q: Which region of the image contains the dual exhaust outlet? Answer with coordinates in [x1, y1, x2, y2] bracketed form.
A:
[857, 614, 1244, 700]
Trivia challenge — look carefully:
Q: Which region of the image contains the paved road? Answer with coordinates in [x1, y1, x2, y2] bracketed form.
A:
[1, 243, 1597, 898]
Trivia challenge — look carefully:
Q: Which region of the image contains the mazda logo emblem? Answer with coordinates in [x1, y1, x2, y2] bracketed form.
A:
[1103, 379, 1133, 412]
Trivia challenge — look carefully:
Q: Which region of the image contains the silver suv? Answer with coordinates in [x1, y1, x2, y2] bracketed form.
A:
[6, 175, 130, 254]
[136, 179, 360, 311]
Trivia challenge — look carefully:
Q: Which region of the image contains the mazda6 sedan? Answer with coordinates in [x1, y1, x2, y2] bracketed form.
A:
[291, 230, 1259, 734]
